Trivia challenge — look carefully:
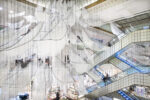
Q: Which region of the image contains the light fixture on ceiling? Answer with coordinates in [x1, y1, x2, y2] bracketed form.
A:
[0, 7, 3, 11]
[9, 10, 14, 14]
[9, 11, 25, 18]
[113, 98, 121, 100]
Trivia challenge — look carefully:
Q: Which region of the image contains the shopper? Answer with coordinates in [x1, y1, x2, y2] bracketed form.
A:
[54, 92, 60, 100]
[19, 93, 29, 100]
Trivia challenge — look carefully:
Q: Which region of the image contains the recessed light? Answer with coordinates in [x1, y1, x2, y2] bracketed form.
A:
[9, 10, 14, 13]
[113, 98, 121, 100]
[0, 7, 3, 11]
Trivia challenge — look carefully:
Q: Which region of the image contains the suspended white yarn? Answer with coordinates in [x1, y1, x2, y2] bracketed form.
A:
[75, 8, 81, 20]
[110, 22, 125, 39]
[49, 21, 67, 39]
[65, 14, 76, 27]
[81, 8, 89, 20]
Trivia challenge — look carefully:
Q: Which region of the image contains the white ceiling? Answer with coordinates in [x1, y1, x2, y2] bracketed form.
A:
[86, 0, 150, 26]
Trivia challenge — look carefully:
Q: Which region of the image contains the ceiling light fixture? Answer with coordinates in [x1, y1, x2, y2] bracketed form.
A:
[113, 98, 121, 100]
[9, 10, 14, 14]
[0, 7, 3, 11]
[9, 11, 25, 18]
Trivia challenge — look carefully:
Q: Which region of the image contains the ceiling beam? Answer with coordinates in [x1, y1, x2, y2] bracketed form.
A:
[93, 26, 113, 34]
[16, 0, 46, 11]
[118, 17, 150, 29]
[85, 0, 106, 9]
[17, 0, 37, 7]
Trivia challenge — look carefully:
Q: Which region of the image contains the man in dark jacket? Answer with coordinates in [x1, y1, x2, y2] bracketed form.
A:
[54, 92, 60, 100]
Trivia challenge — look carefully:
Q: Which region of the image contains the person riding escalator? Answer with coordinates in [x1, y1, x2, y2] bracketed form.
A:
[102, 73, 112, 86]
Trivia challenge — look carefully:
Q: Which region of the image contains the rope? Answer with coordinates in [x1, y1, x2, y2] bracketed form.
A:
[0, 23, 44, 52]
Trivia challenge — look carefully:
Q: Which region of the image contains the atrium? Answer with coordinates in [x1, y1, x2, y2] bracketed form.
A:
[0, 0, 150, 100]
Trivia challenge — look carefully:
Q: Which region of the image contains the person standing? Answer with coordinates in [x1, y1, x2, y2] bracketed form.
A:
[55, 92, 60, 100]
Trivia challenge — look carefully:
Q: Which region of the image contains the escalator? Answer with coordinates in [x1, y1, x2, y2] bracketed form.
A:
[92, 29, 150, 71]
[86, 61, 135, 93]
[87, 57, 139, 92]
[108, 58, 139, 81]
[86, 60, 137, 99]
[105, 90, 140, 100]
[88, 71, 101, 83]
[106, 92, 125, 100]
[114, 42, 150, 74]
[86, 64, 136, 100]
[109, 58, 130, 71]
[117, 90, 133, 100]
[86, 30, 150, 93]
[85, 73, 150, 99]
[121, 90, 140, 100]
[109, 58, 140, 100]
